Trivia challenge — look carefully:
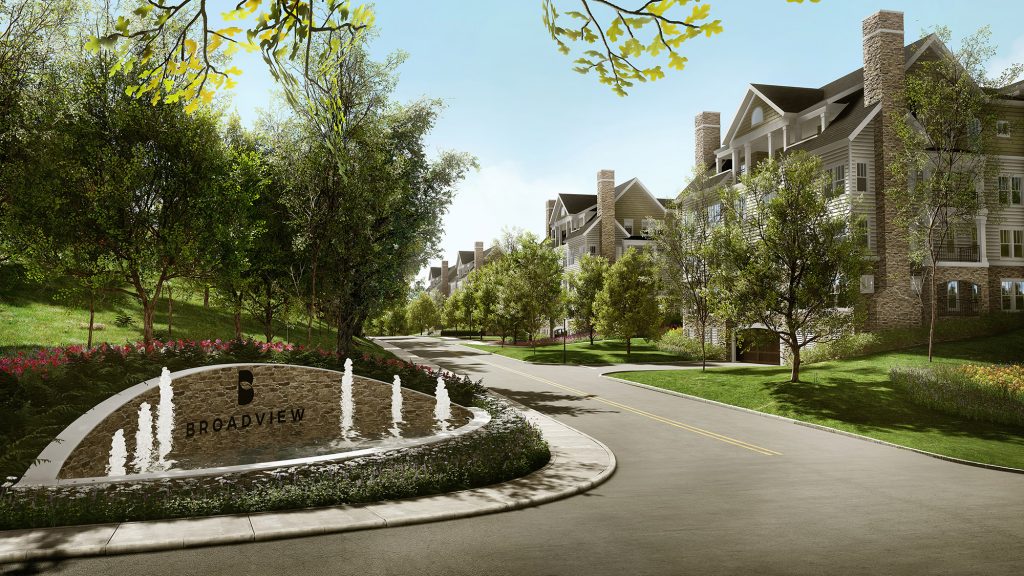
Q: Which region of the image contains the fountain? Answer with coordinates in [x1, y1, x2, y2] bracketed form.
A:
[133, 402, 154, 473]
[434, 375, 451, 432]
[107, 429, 127, 476]
[340, 358, 355, 439]
[155, 367, 174, 470]
[390, 375, 404, 437]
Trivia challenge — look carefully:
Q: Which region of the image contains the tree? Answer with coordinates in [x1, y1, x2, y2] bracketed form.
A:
[469, 263, 500, 339]
[725, 152, 864, 383]
[654, 168, 732, 370]
[492, 231, 563, 345]
[406, 292, 439, 335]
[566, 253, 609, 345]
[543, 0, 818, 96]
[889, 26, 1022, 362]
[594, 247, 661, 356]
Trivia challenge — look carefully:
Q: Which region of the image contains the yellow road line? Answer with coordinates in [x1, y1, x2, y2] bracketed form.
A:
[478, 359, 782, 457]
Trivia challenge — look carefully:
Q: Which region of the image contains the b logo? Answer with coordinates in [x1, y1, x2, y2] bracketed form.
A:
[238, 370, 255, 405]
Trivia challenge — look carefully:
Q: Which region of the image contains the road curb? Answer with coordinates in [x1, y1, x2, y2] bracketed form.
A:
[600, 371, 1024, 475]
[0, 353, 616, 564]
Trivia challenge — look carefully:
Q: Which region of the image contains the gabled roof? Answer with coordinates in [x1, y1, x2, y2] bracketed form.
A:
[558, 193, 597, 214]
[682, 170, 734, 193]
[657, 198, 673, 208]
[428, 266, 441, 279]
[457, 250, 474, 265]
[789, 90, 876, 152]
[566, 213, 599, 241]
[751, 84, 825, 113]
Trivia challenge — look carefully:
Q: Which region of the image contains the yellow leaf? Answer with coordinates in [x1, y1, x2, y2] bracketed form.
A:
[216, 27, 242, 37]
[184, 39, 197, 56]
[225, 66, 243, 76]
[184, 99, 200, 115]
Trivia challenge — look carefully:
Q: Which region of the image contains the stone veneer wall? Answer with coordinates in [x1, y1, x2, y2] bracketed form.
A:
[863, 9, 922, 328]
[598, 169, 617, 262]
[694, 111, 721, 173]
[440, 260, 450, 297]
[988, 266, 1024, 312]
[59, 365, 470, 479]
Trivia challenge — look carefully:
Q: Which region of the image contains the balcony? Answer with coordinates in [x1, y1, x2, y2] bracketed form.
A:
[936, 243, 980, 263]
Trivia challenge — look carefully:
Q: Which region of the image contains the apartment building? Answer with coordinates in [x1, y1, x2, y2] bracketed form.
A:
[427, 241, 496, 299]
[687, 9, 1024, 334]
[545, 170, 673, 271]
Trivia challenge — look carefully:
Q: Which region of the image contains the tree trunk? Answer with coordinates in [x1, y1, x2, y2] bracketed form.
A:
[203, 285, 210, 308]
[306, 261, 318, 347]
[142, 299, 156, 344]
[233, 294, 243, 340]
[589, 325, 594, 346]
[928, 267, 937, 362]
[87, 295, 95, 349]
[700, 322, 707, 372]
[337, 314, 357, 358]
[167, 285, 173, 338]
[790, 344, 801, 383]
[626, 336, 631, 358]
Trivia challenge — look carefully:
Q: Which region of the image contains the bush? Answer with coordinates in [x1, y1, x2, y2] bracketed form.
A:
[0, 396, 549, 530]
[656, 328, 726, 361]
[803, 332, 881, 364]
[890, 364, 1024, 428]
[439, 329, 481, 337]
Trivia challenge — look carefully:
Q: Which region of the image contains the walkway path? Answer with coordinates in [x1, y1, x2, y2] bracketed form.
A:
[7, 336, 1024, 575]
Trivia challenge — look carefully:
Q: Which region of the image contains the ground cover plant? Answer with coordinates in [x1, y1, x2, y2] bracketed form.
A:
[465, 337, 689, 365]
[0, 338, 484, 480]
[613, 329, 1024, 469]
[891, 364, 1024, 428]
[656, 328, 727, 362]
[0, 396, 548, 530]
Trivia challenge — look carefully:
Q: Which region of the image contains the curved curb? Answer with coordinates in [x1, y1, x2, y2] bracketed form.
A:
[0, 382, 615, 564]
[601, 371, 1024, 475]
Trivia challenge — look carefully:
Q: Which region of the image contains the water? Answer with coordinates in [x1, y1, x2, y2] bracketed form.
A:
[66, 363, 474, 480]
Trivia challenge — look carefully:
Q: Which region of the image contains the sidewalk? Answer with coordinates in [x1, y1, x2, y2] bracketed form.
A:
[0, 346, 615, 563]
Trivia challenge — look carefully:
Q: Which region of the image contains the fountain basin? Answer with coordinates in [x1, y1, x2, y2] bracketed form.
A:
[16, 363, 488, 487]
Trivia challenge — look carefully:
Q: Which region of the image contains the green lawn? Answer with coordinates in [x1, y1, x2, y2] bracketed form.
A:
[464, 338, 691, 365]
[613, 330, 1024, 469]
[0, 266, 339, 353]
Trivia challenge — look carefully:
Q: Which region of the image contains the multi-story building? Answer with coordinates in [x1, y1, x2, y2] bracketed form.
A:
[427, 241, 497, 299]
[545, 169, 673, 271]
[687, 9, 1023, 338]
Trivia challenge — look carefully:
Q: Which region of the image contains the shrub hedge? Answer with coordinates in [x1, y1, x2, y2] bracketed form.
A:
[656, 328, 726, 361]
[0, 396, 549, 530]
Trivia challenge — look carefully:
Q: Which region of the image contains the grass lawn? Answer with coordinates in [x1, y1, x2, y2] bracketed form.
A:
[464, 338, 691, 365]
[0, 266, 340, 353]
[613, 330, 1024, 469]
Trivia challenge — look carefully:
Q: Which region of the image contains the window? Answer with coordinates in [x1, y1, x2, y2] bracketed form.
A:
[623, 218, 634, 235]
[856, 163, 868, 192]
[707, 203, 722, 224]
[1001, 230, 1011, 257]
[1017, 231, 1024, 258]
[946, 281, 960, 312]
[999, 176, 1010, 204]
[853, 216, 870, 249]
[997, 120, 1010, 137]
[751, 106, 764, 126]
[1002, 280, 1024, 311]
[826, 165, 846, 198]
[1000, 230, 1024, 258]
[589, 245, 597, 255]
[1015, 177, 1022, 205]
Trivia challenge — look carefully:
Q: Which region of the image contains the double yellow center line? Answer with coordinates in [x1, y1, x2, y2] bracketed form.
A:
[478, 359, 782, 457]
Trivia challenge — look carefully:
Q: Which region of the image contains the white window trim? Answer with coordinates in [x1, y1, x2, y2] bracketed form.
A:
[1001, 279, 1024, 311]
[996, 120, 1011, 138]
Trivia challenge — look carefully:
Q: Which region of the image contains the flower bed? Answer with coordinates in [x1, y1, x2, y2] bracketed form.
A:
[0, 396, 549, 530]
[890, 364, 1024, 428]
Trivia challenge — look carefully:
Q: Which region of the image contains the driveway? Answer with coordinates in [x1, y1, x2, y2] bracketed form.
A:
[9, 336, 1024, 575]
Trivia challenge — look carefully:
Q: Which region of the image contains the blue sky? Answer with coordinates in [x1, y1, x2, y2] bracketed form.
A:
[221, 1, 1024, 280]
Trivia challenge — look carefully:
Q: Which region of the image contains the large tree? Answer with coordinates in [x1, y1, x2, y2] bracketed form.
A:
[726, 152, 864, 383]
[654, 168, 732, 370]
[889, 26, 1022, 361]
[594, 247, 661, 357]
[566, 253, 609, 345]
[406, 292, 439, 335]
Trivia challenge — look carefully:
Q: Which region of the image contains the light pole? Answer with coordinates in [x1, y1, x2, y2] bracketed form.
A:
[562, 317, 567, 364]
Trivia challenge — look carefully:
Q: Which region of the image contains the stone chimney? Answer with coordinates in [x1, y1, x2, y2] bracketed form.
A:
[862, 9, 921, 327]
[474, 241, 484, 271]
[545, 199, 556, 239]
[597, 169, 617, 262]
[694, 111, 721, 173]
[440, 260, 450, 297]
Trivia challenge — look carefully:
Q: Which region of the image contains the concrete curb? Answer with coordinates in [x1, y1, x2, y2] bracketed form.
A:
[600, 372, 1024, 475]
[0, 355, 616, 564]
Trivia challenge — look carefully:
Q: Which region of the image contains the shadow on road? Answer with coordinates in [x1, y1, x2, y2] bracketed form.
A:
[489, 388, 615, 418]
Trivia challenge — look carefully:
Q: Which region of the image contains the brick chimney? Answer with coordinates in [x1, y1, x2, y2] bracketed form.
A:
[694, 111, 721, 173]
[597, 169, 617, 262]
[474, 241, 484, 270]
[862, 9, 921, 327]
[440, 260, 450, 297]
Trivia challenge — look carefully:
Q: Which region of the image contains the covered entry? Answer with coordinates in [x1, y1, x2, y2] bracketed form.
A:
[735, 328, 781, 365]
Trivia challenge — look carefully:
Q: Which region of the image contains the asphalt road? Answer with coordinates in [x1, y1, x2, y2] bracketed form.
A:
[8, 336, 1024, 576]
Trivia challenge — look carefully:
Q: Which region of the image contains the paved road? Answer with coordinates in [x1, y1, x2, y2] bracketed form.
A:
[8, 336, 1024, 575]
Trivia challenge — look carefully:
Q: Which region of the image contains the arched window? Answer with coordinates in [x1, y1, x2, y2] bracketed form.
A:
[751, 106, 764, 126]
[943, 281, 981, 315]
[946, 281, 959, 312]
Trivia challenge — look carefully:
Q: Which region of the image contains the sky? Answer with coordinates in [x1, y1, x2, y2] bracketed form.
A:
[220, 0, 1024, 282]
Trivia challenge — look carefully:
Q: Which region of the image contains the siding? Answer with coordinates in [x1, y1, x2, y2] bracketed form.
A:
[735, 95, 781, 139]
[987, 155, 1024, 264]
[849, 123, 878, 255]
[992, 103, 1024, 157]
[614, 183, 665, 231]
